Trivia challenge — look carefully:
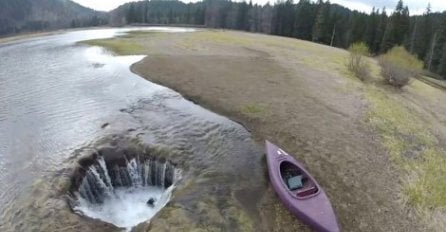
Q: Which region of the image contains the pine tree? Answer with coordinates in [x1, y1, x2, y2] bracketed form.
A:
[272, 0, 295, 36]
[126, 3, 136, 24]
[312, 0, 330, 43]
[430, 15, 446, 75]
[418, 4, 434, 62]
[143, 1, 149, 23]
[294, 0, 316, 40]
[236, 1, 249, 30]
[363, 7, 379, 51]
[380, 0, 410, 52]
[409, 16, 419, 53]
[437, 44, 446, 76]
[371, 8, 387, 53]
[349, 13, 367, 44]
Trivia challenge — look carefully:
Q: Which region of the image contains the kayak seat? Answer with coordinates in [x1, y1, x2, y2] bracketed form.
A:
[296, 184, 319, 197]
[287, 175, 303, 191]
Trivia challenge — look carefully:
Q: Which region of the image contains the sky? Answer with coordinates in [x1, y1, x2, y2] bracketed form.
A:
[73, 0, 445, 15]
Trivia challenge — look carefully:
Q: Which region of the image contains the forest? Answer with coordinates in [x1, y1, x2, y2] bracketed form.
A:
[0, 0, 107, 36]
[109, 0, 446, 79]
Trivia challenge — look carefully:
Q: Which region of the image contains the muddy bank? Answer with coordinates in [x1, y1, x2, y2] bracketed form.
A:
[0, 28, 269, 232]
[128, 31, 428, 231]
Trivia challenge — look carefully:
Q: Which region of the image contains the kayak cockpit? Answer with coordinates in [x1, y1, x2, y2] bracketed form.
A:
[280, 161, 319, 198]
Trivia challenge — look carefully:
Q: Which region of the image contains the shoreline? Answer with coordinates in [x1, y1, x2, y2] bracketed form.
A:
[123, 30, 432, 231]
[21, 29, 446, 231]
[130, 64, 254, 134]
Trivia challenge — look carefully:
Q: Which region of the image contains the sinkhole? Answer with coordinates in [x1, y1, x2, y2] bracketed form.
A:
[68, 147, 181, 228]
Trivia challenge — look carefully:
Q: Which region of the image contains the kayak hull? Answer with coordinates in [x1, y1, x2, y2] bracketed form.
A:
[266, 141, 340, 232]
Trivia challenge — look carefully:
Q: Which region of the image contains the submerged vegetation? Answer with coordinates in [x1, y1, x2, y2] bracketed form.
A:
[81, 38, 143, 55]
[240, 104, 267, 118]
[79, 31, 164, 55]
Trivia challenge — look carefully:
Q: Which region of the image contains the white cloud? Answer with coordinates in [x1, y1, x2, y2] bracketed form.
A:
[330, 0, 374, 13]
[73, 0, 136, 11]
[330, 0, 445, 15]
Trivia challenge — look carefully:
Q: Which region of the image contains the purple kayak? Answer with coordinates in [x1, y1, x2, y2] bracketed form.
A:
[265, 140, 340, 232]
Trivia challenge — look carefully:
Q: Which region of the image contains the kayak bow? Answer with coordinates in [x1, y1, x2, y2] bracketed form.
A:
[266, 140, 340, 232]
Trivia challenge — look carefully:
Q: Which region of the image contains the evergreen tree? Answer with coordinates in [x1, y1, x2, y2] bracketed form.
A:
[437, 44, 446, 76]
[294, 0, 316, 40]
[418, 4, 434, 61]
[272, 0, 295, 36]
[236, 1, 249, 30]
[312, 0, 330, 43]
[349, 12, 368, 44]
[371, 8, 387, 54]
[363, 8, 379, 53]
[126, 3, 135, 24]
[429, 15, 446, 74]
[380, 0, 410, 52]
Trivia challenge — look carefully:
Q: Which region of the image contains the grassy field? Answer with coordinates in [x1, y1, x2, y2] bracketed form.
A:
[79, 29, 446, 231]
[366, 85, 446, 207]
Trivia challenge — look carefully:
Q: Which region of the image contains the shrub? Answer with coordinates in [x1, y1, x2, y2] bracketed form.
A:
[379, 46, 423, 88]
[347, 42, 370, 81]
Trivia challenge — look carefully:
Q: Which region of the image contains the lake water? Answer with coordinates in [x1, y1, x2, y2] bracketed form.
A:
[0, 28, 265, 231]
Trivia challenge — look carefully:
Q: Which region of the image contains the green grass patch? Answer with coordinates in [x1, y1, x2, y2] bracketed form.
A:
[80, 38, 143, 55]
[365, 85, 446, 209]
[120, 30, 164, 38]
[190, 31, 252, 46]
[403, 149, 446, 208]
[226, 206, 254, 232]
[80, 30, 165, 55]
[240, 103, 266, 116]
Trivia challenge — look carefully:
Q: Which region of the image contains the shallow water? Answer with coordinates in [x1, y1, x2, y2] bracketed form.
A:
[0, 27, 265, 231]
[0, 28, 160, 215]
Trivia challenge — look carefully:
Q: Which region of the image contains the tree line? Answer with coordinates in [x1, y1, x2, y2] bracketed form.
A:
[0, 0, 107, 36]
[110, 0, 446, 79]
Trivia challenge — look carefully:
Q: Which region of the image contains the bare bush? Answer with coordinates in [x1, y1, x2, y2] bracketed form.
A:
[348, 42, 370, 81]
[379, 59, 412, 88]
[379, 46, 423, 88]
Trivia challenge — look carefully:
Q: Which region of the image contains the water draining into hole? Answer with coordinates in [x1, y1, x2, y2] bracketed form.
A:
[70, 154, 180, 228]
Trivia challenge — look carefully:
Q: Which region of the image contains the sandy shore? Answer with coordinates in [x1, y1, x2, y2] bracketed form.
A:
[77, 30, 446, 231]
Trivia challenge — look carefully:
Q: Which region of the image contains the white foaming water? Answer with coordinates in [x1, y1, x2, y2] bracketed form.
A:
[72, 156, 179, 229]
[75, 185, 173, 228]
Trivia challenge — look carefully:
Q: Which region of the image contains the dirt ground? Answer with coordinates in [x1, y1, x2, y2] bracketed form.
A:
[84, 30, 446, 231]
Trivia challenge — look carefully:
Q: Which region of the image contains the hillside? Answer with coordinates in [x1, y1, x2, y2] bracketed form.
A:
[0, 0, 106, 36]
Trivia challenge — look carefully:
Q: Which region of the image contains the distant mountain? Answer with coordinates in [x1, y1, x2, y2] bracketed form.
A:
[0, 0, 107, 36]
